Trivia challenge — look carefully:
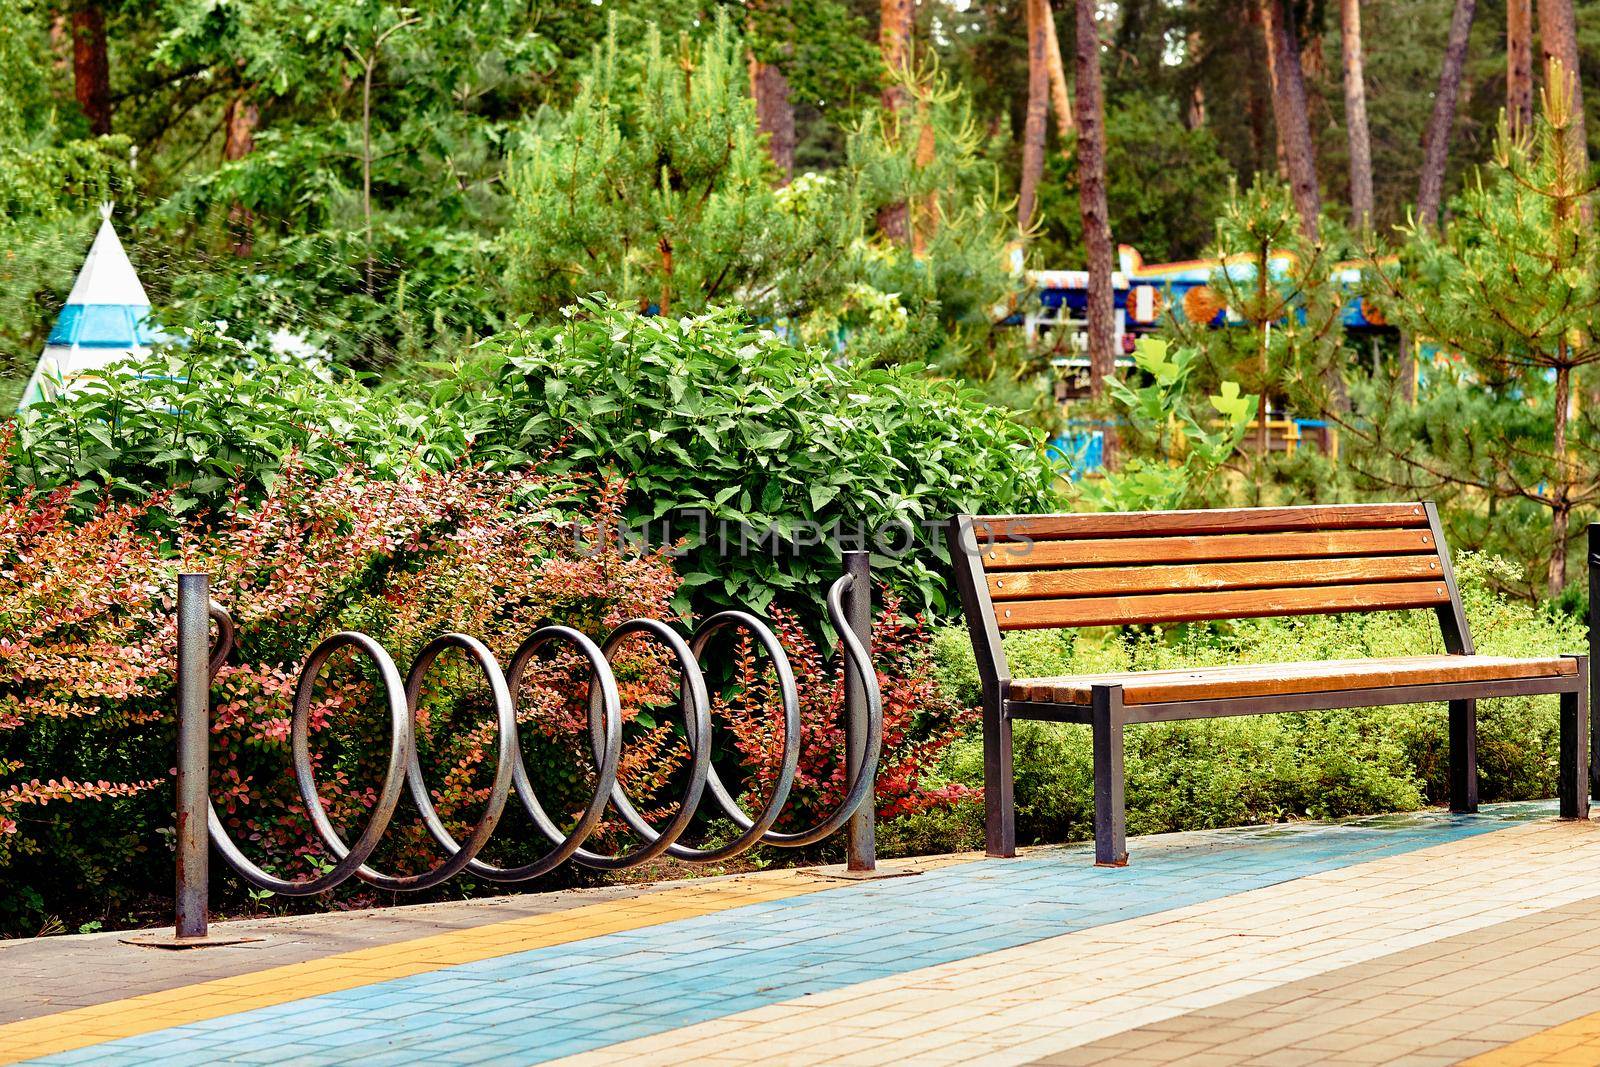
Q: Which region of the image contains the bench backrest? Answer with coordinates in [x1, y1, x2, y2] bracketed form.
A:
[947, 502, 1474, 694]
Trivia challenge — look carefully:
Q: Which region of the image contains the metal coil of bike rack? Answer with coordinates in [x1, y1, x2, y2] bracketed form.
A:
[171, 554, 882, 938]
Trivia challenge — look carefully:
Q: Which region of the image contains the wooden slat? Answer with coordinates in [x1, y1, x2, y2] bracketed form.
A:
[1009, 654, 1577, 705]
[993, 580, 1450, 630]
[974, 503, 1428, 541]
[981, 528, 1436, 570]
[988, 555, 1442, 600]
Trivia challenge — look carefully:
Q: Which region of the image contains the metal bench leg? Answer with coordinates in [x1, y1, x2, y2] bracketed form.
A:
[1560, 655, 1590, 820]
[1092, 684, 1128, 867]
[984, 691, 1016, 858]
[1449, 699, 1478, 813]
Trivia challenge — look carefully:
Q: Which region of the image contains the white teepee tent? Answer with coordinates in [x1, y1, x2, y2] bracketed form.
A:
[19, 204, 161, 409]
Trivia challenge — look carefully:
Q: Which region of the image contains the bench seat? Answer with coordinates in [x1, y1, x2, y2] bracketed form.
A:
[1012, 654, 1579, 706]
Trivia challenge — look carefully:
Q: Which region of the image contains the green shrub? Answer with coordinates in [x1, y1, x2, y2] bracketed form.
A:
[12, 302, 1062, 620]
[930, 552, 1583, 846]
[436, 299, 1063, 618]
[10, 327, 469, 518]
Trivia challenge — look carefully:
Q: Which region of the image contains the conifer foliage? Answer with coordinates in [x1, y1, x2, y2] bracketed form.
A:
[1366, 61, 1600, 596]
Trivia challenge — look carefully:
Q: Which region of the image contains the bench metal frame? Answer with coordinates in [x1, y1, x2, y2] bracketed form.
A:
[948, 505, 1592, 867]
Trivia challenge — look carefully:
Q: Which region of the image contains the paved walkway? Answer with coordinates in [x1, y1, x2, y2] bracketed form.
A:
[2, 802, 1597, 1066]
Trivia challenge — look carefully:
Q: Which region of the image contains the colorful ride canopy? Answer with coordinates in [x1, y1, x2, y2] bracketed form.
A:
[19, 204, 164, 410]
[1028, 245, 1390, 336]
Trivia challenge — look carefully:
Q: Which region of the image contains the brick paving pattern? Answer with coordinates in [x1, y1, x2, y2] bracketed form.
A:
[1, 801, 1595, 1066]
[0, 880, 686, 1025]
[1027, 895, 1600, 1066]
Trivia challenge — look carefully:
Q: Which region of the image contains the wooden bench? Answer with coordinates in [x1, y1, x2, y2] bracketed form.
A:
[946, 502, 1591, 866]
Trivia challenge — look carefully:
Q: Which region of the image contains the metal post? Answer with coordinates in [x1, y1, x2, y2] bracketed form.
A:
[843, 551, 876, 872]
[175, 573, 211, 939]
[1589, 524, 1599, 798]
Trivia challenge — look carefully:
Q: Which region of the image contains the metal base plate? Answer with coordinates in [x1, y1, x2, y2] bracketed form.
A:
[804, 863, 922, 882]
[119, 932, 265, 950]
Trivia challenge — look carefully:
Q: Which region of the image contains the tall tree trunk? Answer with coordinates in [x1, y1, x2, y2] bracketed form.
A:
[877, 0, 914, 242]
[223, 94, 259, 257]
[1539, 0, 1589, 198]
[1186, 32, 1207, 128]
[72, 5, 111, 136]
[49, 14, 70, 71]
[1550, 360, 1571, 595]
[1260, 0, 1321, 239]
[749, 54, 796, 183]
[1246, 24, 1271, 173]
[1507, 0, 1534, 133]
[1398, 332, 1417, 403]
[1076, 0, 1116, 405]
[1340, 0, 1374, 227]
[1019, 0, 1051, 228]
[912, 89, 939, 256]
[1042, 0, 1074, 140]
[1416, 0, 1476, 227]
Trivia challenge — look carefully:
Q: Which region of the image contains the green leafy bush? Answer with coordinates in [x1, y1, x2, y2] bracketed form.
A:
[437, 299, 1064, 618]
[9, 327, 470, 518]
[1075, 337, 1256, 512]
[12, 302, 1063, 619]
[930, 552, 1584, 847]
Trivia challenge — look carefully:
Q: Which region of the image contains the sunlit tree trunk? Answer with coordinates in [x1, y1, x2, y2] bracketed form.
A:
[1246, 22, 1271, 173]
[49, 14, 70, 71]
[1539, 0, 1588, 205]
[876, 0, 914, 243]
[1076, 0, 1116, 407]
[1340, 0, 1373, 228]
[912, 89, 939, 255]
[749, 54, 795, 183]
[1042, 0, 1074, 141]
[1259, 0, 1321, 239]
[1416, 0, 1475, 227]
[223, 94, 259, 257]
[1551, 358, 1571, 595]
[1186, 31, 1206, 128]
[1019, 0, 1051, 228]
[72, 4, 111, 136]
[1507, 0, 1534, 133]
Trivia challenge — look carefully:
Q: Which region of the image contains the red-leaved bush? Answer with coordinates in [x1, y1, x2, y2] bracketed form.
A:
[713, 588, 978, 830]
[1, 447, 975, 933]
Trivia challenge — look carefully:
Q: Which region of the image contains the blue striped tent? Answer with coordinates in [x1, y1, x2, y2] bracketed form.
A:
[19, 204, 161, 409]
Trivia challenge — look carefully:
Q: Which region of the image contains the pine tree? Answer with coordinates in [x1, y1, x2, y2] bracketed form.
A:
[1369, 62, 1600, 596]
[502, 16, 857, 321]
[1165, 178, 1350, 491]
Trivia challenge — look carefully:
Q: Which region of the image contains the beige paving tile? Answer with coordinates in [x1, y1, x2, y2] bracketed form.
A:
[548, 819, 1600, 1067]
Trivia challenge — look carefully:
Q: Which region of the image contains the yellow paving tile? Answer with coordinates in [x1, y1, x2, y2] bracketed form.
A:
[1462, 1011, 1600, 1067]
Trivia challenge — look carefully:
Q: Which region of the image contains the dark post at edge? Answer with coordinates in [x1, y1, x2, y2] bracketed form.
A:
[1589, 524, 1599, 797]
[844, 551, 876, 871]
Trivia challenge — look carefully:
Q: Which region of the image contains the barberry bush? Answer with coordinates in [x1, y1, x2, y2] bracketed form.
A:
[0, 448, 978, 934]
[713, 589, 978, 836]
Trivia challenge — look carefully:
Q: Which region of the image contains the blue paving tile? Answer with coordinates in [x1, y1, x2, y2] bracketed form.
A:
[25, 803, 1555, 1066]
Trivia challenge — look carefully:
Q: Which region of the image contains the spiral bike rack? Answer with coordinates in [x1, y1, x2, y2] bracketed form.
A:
[168, 553, 881, 943]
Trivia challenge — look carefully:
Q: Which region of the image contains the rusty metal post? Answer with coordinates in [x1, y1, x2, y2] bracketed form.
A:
[175, 573, 211, 939]
[844, 551, 876, 872]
